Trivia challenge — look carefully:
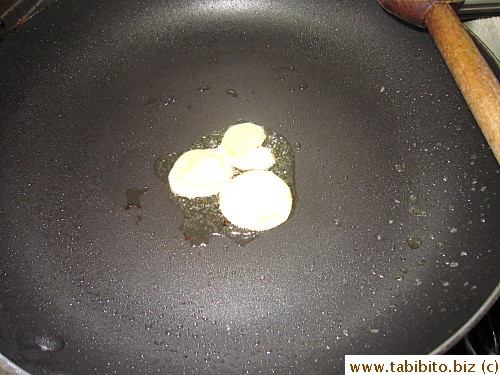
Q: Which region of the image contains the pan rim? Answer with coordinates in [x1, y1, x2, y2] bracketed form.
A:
[430, 284, 500, 354]
[0, 287, 498, 374]
[0, 353, 29, 375]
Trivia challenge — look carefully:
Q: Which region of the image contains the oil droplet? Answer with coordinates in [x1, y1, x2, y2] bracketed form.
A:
[443, 281, 449, 287]
[144, 96, 161, 106]
[124, 187, 149, 209]
[198, 86, 210, 92]
[408, 206, 427, 216]
[407, 237, 421, 250]
[342, 329, 350, 336]
[35, 334, 65, 352]
[394, 163, 406, 172]
[450, 227, 458, 233]
[394, 275, 404, 281]
[226, 88, 238, 97]
[449, 262, 459, 268]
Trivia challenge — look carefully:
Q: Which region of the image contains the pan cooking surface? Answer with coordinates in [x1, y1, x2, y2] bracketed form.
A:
[0, 0, 499, 374]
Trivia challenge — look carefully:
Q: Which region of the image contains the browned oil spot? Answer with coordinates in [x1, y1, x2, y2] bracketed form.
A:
[124, 187, 149, 209]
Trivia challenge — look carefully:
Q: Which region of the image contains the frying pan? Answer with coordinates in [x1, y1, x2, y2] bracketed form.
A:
[0, 0, 499, 374]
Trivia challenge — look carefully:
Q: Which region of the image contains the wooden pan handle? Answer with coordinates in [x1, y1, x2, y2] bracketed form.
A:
[425, 4, 500, 163]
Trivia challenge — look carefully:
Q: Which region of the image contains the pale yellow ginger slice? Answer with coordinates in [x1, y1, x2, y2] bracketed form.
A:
[168, 149, 233, 198]
[219, 170, 292, 231]
[219, 123, 266, 161]
[231, 146, 275, 171]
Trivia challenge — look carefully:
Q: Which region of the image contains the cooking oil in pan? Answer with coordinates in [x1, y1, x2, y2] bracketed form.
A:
[154, 123, 296, 247]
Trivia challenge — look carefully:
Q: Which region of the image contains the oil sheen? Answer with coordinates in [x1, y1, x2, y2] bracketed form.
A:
[154, 124, 296, 247]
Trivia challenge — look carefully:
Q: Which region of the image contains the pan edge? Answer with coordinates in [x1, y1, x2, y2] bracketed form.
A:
[430, 284, 500, 354]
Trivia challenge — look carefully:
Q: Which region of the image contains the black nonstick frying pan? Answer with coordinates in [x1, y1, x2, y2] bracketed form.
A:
[0, 0, 499, 374]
